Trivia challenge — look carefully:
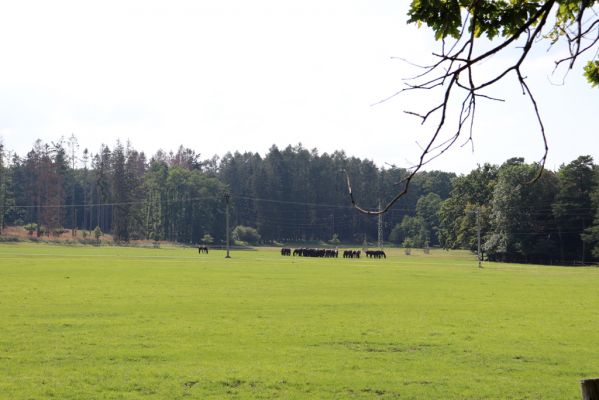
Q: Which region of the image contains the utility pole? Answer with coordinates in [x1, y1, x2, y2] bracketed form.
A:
[377, 200, 383, 249]
[0, 144, 5, 236]
[582, 220, 586, 266]
[68, 134, 79, 237]
[476, 207, 482, 268]
[224, 192, 231, 258]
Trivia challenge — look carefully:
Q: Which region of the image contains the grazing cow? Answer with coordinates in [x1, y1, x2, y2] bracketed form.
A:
[290, 248, 338, 258]
[342, 250, 362, 259]
[281, 248, 291, 256]
[324, 249, 338, 258]
[366, 250, 386, 259]
[198, 246, 209, 254]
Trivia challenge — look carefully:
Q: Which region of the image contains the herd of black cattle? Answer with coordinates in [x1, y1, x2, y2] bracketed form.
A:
[280, 248, 386, 259]
[197, 245, 386, 259]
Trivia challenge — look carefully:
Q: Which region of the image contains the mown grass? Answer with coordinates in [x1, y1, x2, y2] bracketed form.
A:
[1, 243, 599, 399]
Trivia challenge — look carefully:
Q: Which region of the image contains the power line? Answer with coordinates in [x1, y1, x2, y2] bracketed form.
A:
[8, 193, 419, 213]
[8, 195, 223, 209]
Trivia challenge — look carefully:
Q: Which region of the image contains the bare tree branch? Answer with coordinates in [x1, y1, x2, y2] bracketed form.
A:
[348, 1, 598, 215]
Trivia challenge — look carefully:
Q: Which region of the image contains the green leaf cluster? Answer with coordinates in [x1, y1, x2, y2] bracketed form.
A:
[408, 0, 463, 40]
[408, 0, 543, 40]
[584, 60, 599, 87]
[408, 1, 599, 86]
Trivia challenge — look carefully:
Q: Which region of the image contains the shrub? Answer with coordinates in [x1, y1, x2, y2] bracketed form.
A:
[23, 223, 38, 236]
[78, 238, 100, 246]
[231, 225, 261, 244]
[0, 236, 20, 243]
[329, 233, 340, 245]
[52, 227, 67, 237]
[93, 226, 103, 241]
[403, 238, 414, 256]
[201, 233, 214, 245]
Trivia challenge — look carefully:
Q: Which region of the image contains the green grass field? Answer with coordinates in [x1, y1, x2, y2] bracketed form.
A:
[1, 243, 599, 399]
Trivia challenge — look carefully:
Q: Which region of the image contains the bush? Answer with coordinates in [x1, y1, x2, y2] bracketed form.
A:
[403, 238, 414, 256]
[201, 233, 214, 245]
[0, 236, 20, 243]
[329, 233, 340, 245]
[78, 238, 101, 246]
[93, 226, 103, 241]
[52, 227, 67, 237]
[231, 225, 261, 244]
[23, 223, 38, 236]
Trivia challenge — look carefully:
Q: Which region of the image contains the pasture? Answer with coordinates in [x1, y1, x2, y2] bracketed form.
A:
[1, 243, 599, 399]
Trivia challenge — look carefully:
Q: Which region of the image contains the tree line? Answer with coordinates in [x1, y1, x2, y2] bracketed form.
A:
[438, 156, 599, 265]
[0, 138, 598, 265]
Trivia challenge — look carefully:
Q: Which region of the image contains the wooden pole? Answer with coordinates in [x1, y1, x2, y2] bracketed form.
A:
[224, 192, 231, 259]
[476, 207, 482, 268]
[581, 378, 599, 400]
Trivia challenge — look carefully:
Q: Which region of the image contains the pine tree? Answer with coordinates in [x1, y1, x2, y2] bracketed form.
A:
[111, 142, 129, 242]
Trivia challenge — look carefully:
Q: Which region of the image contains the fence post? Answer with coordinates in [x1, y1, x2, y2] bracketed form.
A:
[581, 378, 599, 400]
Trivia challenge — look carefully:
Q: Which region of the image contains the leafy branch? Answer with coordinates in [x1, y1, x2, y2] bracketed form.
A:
[347, 0, 599, 215]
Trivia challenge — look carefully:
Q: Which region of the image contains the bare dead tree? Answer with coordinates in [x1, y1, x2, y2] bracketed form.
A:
[347, 1, 599, 215]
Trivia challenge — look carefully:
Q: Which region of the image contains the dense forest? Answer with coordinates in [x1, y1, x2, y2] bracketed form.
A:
[1, 137, 598, 265]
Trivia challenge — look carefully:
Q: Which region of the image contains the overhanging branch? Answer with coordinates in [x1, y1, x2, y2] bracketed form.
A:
[347, 1, 598, 215]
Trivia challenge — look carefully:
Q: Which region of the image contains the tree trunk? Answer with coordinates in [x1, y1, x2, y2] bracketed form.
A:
[581, 378, 599, 400]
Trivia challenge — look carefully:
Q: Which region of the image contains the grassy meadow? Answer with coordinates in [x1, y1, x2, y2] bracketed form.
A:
[1, 243, 599, 399]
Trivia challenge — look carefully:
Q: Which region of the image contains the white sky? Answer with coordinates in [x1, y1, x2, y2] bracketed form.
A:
[0, 0, 596, 173]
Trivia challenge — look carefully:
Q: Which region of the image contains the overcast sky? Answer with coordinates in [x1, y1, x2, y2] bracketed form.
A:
[0, 0, 596, 174]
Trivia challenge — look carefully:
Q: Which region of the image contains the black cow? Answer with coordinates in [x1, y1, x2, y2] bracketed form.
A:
[291, 248, 338, 258]
[366, 250, 386, 259]
[343, 250, 361, 259]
